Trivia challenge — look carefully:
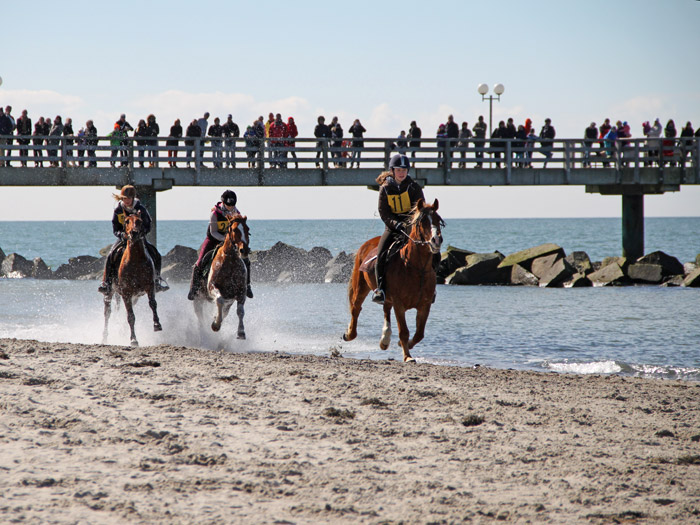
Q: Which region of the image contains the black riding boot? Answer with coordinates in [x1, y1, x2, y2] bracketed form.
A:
[372, 252, 386, 304]
[98, 247, 117, 294]
[187, 264, 202, 301]
[243, 257, 253, 299]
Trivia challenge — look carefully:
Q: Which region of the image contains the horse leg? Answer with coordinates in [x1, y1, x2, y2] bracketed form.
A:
[343, 271, 371, 342]
[393, 306, 414, 362]
[102, 293, 113, 344]
[236, 301, 246, 340]
[123, 296, 138, 347]
[211, 290, 224, 332]
[148, 289, 162, 332]
[379, 303, 392, 350]
[409, 305, 432, 350]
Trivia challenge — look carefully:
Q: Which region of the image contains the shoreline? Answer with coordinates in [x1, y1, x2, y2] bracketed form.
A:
[1, 337, 698, 523]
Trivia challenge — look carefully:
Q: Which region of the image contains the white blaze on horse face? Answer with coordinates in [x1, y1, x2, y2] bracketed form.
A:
[237, 223, 248, 246]
[430, 226, 442, 254]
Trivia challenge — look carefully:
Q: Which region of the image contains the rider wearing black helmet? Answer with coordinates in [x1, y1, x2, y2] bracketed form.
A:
[187, 189, 254, 300]
[372, 153, 425, 304]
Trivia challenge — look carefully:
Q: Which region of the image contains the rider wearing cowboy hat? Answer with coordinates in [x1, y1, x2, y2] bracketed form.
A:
[187, 189, 254, 300]
[98, 185, 169, 295]
[372, 153, 425, 304]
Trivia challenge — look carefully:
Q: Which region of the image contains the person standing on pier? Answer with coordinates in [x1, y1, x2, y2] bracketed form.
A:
[348, 118, 366, 168]
[185, 119, 201, 168]
[15, 110, 31, 167]
[583, 122, 598, 167]
[407, 120, 421, 167]
[98, 184, 169, 295]
[539, 118, 556, 168]
[0, 110, 13, 167]
[115, 114, 133, 167]
[32, 117, 45, 167]
[166, 119, 182, 167]
[146, 114, 159, 167]
[458, 122, 472, 168]
[208, 117, 224, 168]
[222, 115, 239, 168]
[314, 115, 331, 168]
[85, 120, 98, 167]
[286, 116, 299, 169]
[472, 116, 487, 167]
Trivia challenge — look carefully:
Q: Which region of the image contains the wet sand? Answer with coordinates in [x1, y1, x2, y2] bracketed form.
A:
[0, 338, 698, 523]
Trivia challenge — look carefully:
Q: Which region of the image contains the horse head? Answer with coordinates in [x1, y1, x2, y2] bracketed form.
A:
[409, 199, 443, 254]
[226, 214, 249, 254]
[123, 212, 145, 243]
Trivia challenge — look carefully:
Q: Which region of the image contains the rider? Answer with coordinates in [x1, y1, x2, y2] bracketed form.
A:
[98, 185, 169, 294]
[372, 153, 426, 304]
[187, 189, 254, 301]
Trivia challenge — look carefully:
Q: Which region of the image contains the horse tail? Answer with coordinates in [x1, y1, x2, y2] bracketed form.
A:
[347, 250, 364, 307]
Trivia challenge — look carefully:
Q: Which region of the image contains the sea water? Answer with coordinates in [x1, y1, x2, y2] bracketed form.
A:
[1, 218, 699, 381]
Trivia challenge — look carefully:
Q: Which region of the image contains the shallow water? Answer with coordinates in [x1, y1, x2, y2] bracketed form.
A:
[1, 279, 698, 381]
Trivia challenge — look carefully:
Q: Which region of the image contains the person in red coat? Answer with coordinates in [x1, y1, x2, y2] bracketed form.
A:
[268, 113, 288, 168]
[286, 116, 299, 168]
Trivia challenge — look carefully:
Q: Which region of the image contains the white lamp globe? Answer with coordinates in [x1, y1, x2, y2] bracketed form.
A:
[477, 83, 488, 95]
[493, 83, 505, 95]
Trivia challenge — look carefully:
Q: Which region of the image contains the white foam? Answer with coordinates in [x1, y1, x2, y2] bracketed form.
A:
[544, 360, 622, 375]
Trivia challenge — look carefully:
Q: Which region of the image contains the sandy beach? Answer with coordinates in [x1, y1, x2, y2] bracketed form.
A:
[0, 338, 698, 524]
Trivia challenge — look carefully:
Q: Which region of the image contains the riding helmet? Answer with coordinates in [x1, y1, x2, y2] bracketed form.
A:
[389, 154, 410, 170]
[221, 190, 237, 207]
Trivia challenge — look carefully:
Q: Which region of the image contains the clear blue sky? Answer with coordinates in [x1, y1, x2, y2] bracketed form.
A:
[1, 0, 699, 220]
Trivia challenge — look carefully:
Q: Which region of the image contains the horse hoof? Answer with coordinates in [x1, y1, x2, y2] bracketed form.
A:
[404, 356, 416, 363]
[154, 323, 162, 332]
[131, 340, 139, 347]
[379, 343, 389, 350]
[342, 333, 348, 341]
[237, 333, 246, 340]
[211, 323, 221, 332]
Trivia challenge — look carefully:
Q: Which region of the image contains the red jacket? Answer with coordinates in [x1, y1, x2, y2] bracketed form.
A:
[286, 119, 298, 146]
[269, 121, 287, 141]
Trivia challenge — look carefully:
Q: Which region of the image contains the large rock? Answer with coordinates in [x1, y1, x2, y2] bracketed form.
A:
[498, 243, 565, 272]
[683, 262, 698, 276]
[31, 257, 53, 279]
[531, 253, 561, 279]
[251, 242, 331, 283]
[437, 246, 475, 283]
[636, 251, 683, 277]
[696, 254, 700, 267]
[1, 253, 34, 278]
[53, 255, 104, 280]
[447, 252, 506, 285]
[324, 251, 355, 284]
[627, 263, 663, 284]
[565, 251, 593, 274]
[0, 246, 5, 267]
[588, 262, 629, 286]
[538, 258, 575, 288]
[161, 245, 198, 282]
[510, 264, 538, 286]
[683, 267, 700, 288]
[601, 256, 629, 271]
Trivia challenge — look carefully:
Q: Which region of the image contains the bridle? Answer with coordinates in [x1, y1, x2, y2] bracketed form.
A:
[401, 208, 444, 249]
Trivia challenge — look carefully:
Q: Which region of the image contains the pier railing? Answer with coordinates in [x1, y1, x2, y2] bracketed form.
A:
[1, 135, 698, 177]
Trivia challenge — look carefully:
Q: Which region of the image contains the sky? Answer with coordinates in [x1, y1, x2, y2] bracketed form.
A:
[1, 0, 699, 221]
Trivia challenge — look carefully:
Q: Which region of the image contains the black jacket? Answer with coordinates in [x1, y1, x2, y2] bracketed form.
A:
[445, 121, 459, 139]
[314, 123, 331, 140]
[112, 199, 151, 240]
[378, 175, 425, 232]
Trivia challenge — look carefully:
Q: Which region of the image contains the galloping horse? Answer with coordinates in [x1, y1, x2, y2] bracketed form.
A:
[193, 216, 248, 338]
[102, 212, 162, 346]
[343, 199, 443, 362]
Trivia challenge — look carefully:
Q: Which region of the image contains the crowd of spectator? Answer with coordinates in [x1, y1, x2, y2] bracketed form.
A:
[0, 104, 698, 169]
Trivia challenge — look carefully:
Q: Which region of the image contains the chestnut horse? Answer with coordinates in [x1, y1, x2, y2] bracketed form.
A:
[193, 216, 248, 338]
[343, 199, 443, 362]
[102, 212, 162, 346]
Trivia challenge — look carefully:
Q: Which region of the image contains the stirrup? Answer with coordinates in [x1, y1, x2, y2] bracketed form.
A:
[372, 289, 385, 304]
[155, 277, 169, 292]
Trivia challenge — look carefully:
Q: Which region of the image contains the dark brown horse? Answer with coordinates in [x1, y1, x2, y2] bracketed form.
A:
[193, 216, 248, 338]
[343, 199, 443, 362]
[102, 212, 162, 346]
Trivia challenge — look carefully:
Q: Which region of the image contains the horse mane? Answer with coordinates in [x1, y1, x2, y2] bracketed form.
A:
[408, 201, 445, 229]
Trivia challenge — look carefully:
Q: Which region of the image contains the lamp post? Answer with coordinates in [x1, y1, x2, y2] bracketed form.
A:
[477, 83, 504, 137]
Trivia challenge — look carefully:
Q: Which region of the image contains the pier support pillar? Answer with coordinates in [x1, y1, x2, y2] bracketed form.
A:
[134, 179, 173, 249]
[621, 193, 644, 261]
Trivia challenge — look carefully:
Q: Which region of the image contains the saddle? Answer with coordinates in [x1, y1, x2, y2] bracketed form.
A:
[359, 236, 407, 273]
[200, 243, 223, 280]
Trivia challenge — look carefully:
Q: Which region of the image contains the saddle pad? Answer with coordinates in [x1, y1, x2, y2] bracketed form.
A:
[201, 244, 223, 280]
[359, 249, 379, 273]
